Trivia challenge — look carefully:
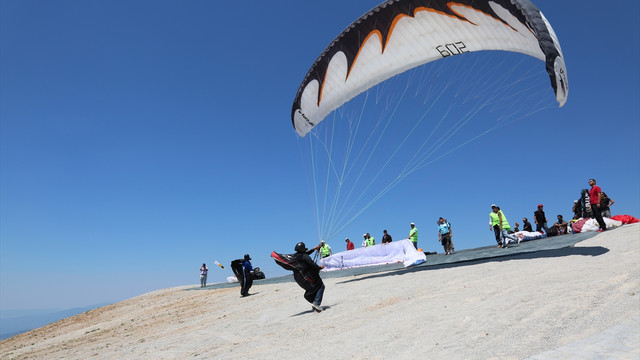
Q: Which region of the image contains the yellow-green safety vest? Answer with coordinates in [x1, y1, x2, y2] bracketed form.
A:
[409, 228, 418, 242]
[490, 212, 500, 226]
[366, 236, 375, 247]
[499, 210, 511, 230]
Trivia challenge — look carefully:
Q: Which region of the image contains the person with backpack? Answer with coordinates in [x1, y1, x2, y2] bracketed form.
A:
[230, 254, 254, 297]
[437, 217, 454, 255]
[271, 242, 325, 312]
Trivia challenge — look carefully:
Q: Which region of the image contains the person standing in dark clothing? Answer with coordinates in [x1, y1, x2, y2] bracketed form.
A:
[231, 254, 254, 297]
[600, 192, 615, 218]
[572, 200, 581, 220]
[489, 204, 502, 247]
[534, 204, 549, 233]
[381, 230, 392, 244]
[271, 242, 326, 312]
[589, 178, 607, 231]
[293, 242, 325, 312]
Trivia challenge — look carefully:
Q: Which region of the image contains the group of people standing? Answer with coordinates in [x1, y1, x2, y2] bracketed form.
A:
[207, 179, 614, 314]
[342, 224, 415, 252]
[489, 178, 613, 247]
[341, 221, 454, 254]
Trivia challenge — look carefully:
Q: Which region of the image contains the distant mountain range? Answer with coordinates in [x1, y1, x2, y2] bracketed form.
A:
[1, 304, 110, 340]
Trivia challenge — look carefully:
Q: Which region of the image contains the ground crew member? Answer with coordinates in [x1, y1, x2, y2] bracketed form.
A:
[409, 222, 418, 249]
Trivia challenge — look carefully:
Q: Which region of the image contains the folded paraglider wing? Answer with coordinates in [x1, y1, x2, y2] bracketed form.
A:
[271, 251, 323, 303]
[271, 251, 316, 284]
[230, 259, 244, 278]
[271, 251, 297, 271]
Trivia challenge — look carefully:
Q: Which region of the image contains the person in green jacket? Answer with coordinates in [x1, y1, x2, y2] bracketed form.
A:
[365, 233, 375, 247]
[489, 204, 502, 247]
[408, 222, 418, 249]
[495, 206, 519, 248]
[319, 241, 332, 258]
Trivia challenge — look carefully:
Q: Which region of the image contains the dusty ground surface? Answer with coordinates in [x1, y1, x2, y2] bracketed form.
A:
[1, 224, 638, 360]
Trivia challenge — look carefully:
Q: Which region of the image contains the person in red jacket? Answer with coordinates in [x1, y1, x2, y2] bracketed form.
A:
[345, 238, 355, 250]
[588, 178, 607, 231]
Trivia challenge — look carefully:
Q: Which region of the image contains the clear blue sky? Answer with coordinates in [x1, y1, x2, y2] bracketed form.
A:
[1, 0, 638, 311]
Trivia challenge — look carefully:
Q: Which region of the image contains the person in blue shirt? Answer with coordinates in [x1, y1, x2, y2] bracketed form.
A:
[231, 254, 254, 297]
[437, 217, 454, 255]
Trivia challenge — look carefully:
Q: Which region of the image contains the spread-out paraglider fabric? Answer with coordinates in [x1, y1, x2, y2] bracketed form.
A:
[291, 0, 568, 137]
[318, 239, 426, 271]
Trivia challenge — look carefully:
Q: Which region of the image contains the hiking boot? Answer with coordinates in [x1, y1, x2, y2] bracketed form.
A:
[311, 303, 323, 312]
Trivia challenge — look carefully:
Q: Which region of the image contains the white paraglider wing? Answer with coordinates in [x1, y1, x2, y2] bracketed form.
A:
[291, 0, 568, 137]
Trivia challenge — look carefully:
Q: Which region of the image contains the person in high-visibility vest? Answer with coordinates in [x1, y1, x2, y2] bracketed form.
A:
[496, 206, 519, 248]
[489, 204, 502, 247]
[365, 233, 375, 247]
[408, 222, 418, 249]
[320, 241, 332, 258]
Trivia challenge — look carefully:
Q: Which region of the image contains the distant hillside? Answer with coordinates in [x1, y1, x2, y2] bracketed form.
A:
[0, 304, 109, 340]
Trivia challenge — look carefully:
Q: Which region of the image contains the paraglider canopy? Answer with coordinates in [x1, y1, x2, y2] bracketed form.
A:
[291, 0, 568, 137]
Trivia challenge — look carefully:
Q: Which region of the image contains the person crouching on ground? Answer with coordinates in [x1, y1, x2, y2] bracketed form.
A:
[554, 215, 569, 235]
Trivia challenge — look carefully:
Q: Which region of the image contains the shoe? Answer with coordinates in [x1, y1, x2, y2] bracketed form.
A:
[597, 229, 604, 232]
[311, 304, 323, 312]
